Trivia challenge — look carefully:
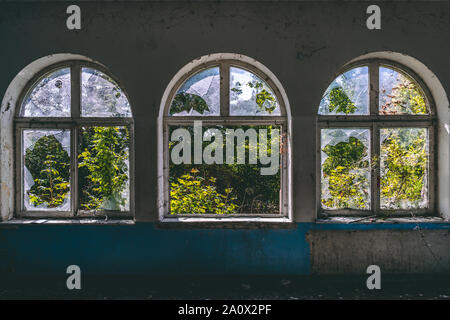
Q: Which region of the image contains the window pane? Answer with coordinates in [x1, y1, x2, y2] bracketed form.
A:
[379, 66, 428, 115]
[380, 128, 428, 209]
[168, 124, 282, 214]
[22, 68, 71, 117]
[81, 68, 132, 117]
[230, 67, 281, 116]
[318, 66, 369, 115]
[169, 67, 220, 116]
[78, 126, 130, 211]
[23, 129, 71, 211]
[321, 128, 371, 210]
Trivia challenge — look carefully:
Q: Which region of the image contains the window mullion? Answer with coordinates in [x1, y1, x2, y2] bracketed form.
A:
[71, 127, 79, 216]
[70, 63, 81, 216]
[71, 63, 81, 119]
[369, 61, 379, 116]
[220, 63, 230, 117]
[369, 62, 380, 214]
[371, 123, 381, 215]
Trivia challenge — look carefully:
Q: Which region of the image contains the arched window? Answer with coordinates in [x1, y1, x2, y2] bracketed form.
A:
[159, 55, 291, 220]
[317, 59, 435, 216]
[15, 61, 134, 218]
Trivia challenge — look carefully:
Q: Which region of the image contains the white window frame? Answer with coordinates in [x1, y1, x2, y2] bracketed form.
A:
[157, 53, 293, 224]
[14, 60, 135, 219]
[316, 58, 436, 217]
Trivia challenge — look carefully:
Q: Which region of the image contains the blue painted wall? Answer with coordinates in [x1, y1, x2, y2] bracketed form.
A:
[1, 222, 449, 278]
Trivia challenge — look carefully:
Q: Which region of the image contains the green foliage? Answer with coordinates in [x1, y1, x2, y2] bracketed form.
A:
[170, 92, 209, 115]
[255, 89, 277, 114]
[321, 136, 370, 209]
[327, 87, 356, 114]
[321, 128, 428, 211]
[248, 81, 277, 114]
[322, 137, 368, 173]
[169, 125, 281, 214]
[231, 82, 243, 95]
[232, 80, 278, 114]
[25, 135, 70, 208]
[78, 126, 129, 211]
[170, 169, 237, 214]
[380, 129, 427, 209]
[380, 77, 427, 114]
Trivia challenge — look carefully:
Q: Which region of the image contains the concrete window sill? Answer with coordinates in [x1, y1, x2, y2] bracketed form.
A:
[0, 219, 135, 226]
[156, 217, 296, 229]
[316, 216, 448, 224]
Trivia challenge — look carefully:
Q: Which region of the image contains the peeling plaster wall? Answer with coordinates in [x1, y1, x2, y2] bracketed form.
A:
[308, 229, 450, 274]
[0, 2, 449, 277]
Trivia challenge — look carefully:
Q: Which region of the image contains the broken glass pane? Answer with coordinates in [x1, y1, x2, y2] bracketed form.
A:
[380, 128, 428, 210]
[22, 68, 71, 117]
[168, 124, 282, 214]
[318, 66, 369, 115]
[379, 66, 429, 115]
[230, 67, 281, 116]
[23, 129, 71, 211]
[81, 68, 132, 117]
[78, 126, 130, 211]
[321, 128, 371, 210]
[169, 67, 220, 116]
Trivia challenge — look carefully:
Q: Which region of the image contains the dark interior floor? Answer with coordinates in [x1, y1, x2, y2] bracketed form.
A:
[1, 275, 449, 300]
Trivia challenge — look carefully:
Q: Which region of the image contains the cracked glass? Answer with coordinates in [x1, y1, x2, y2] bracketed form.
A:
[81, 68, 132, 117]
[321, 128, 371, 210]
[230, 67, 281, 116]
[22, 68, 71, 117]
[23, 129, 71, 211]
[380, 127, 428, 210]
[379, 66, 429, 115]
[78, 126, 130, 212]
[318, 66, 369, 115]
[169, 67, 220, 116]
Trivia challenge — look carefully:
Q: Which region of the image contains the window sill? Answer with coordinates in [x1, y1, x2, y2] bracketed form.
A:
[157, 217, 295, 229]
[316, 216, 448, 224]
[0, 218, 135, 226]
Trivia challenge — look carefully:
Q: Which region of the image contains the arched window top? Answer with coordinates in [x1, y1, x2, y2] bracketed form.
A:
[81, 67, 132, 117]
[14, 59, 134, 218]
[166, 59, 285, 117]
[318, 66, 369, 115]
[229, 66, 281, 116]
[22, 67, 71, 117]
[317, 58, 436, 217]
[20, 62, 132, 118]
[159, 54, 292, 221]
[318, 61, 432, 116]
[169, 66, 220, 116]
[378, 65, 429, 115]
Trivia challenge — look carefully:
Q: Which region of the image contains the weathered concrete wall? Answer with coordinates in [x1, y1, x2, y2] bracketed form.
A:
[1, 1, 449, 222]
[0, 1, 449, 278]
[308, 229, 450, 274]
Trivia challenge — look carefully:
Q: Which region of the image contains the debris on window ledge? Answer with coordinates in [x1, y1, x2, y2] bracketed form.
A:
[316, 216, 447, 224]
[0, 218, 135, 225]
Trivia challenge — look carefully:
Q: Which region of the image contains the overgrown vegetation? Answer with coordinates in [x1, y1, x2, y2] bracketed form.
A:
[321, 74, 428, 210]
[78, 126, 129, 211]
[321, 136, 370, 209]
[25, 127, 130, 211]
[380, 73, 427, 115]
[231, 80, 278, 114]
[169, 125, 281, 214]
[25, 135, 70, 208]
[327, 87, 357, 114]
[170, 169, 237, 214]
[170, 92, 210, 115]
[380, 128, 427, 209]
